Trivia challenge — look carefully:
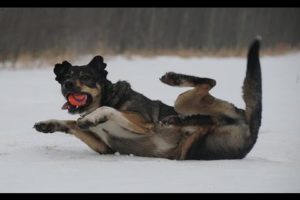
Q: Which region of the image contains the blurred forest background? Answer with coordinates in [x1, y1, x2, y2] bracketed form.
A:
[0, 8, 299, 63]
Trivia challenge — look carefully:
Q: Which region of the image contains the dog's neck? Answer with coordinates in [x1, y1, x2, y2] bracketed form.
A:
[101, 80, 131, 109]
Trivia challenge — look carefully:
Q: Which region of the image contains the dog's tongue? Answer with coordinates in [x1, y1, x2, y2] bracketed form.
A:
[62, 93, 88, 110]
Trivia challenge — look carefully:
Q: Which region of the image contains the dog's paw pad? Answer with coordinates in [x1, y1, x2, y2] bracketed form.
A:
[34, 122, 56, 133]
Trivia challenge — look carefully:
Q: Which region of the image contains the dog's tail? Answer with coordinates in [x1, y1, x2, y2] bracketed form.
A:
[242, 37, 262, 144]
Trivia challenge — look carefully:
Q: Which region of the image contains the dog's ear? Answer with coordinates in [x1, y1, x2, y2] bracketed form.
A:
[88, 56, 107, 71]
[88, 55, 108, 79]
[54, 61, 72, 82]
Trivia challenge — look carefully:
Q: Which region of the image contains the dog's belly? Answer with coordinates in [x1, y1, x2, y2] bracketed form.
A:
[89, 121, 176, 157]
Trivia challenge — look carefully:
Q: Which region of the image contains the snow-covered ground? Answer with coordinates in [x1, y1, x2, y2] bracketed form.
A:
[0, 53, 300, 192]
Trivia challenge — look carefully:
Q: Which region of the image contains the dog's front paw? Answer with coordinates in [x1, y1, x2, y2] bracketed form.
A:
[34, 121, 55, 133]
[34, 121, 56, 133]
[77, 107, 112, 129]
[77, 114, 108, 130]
[34, 120, 69, 133]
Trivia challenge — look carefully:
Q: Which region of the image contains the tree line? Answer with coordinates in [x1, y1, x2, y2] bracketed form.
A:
[0, 8, 299, 61]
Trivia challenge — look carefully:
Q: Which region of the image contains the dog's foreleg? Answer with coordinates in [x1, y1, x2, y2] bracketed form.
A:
[34, 120, 112, 154]
[77, 106, 152, 135]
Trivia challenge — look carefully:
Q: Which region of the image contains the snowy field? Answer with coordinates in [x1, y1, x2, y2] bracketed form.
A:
[0, 53, 300, 193]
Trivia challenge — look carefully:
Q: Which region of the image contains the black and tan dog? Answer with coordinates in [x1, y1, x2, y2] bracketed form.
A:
[34, 39, 262, 160]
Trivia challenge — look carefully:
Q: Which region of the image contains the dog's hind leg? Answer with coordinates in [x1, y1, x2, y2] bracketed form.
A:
[77, 106, 153, 135]
[34, 120, 112, 154]
[160, 114, 214, 160]
[160, 72, 217, 116]
[160, 72, 216, 88]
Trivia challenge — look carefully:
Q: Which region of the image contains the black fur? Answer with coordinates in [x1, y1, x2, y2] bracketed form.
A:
[160, 72, 216, 87]
[34, 121, 69, 134]
[102, 80, 177, 123]
[50, 44, 262, 160]
[54, 61, 72, 83]
[161, 114, 214, 126]
[54, 55, 177, 122]
[186, 39, 262, 160]
[244, 39, 262, 141]
[54, 56, 108, 85]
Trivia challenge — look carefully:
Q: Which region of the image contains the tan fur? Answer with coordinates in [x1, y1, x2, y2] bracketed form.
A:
[78, 106, 154, 135]
[175, 87, 240, 119]
[76, 80, 102, 114]
[178, 126, 209, 160]
[37, 41, 260, 160]
[122, 111, 155, 134]
[71, 88, 213, 159]
[161, 71, 252, 159]
[65, 120, 112, 154]
[34, 119, 112, 154]
[175, 86, 212, 115]
[36, 76, 244, 159]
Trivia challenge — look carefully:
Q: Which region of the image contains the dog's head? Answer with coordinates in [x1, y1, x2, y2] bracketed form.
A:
[54, 56, 108, 114]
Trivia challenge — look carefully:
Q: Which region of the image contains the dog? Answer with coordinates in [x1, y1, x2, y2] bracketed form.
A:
[34, 38, 262, 160]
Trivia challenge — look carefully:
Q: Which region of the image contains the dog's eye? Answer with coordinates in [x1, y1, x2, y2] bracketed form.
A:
[80, 75, 90, 81]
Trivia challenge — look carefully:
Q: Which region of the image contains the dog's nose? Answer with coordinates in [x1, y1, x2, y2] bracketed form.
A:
[63, 80, 75, 90]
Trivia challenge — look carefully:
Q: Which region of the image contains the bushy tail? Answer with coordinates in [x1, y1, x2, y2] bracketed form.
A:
[243, 38, 262, 143]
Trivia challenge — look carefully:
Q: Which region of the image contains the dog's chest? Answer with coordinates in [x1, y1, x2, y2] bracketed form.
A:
[89, 121, 175, 157]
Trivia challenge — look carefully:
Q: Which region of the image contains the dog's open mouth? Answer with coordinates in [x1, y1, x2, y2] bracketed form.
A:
[62, 93, 92, 113]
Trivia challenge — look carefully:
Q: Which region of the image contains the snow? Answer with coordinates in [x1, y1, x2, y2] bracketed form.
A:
[0, 53, 300, 192]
